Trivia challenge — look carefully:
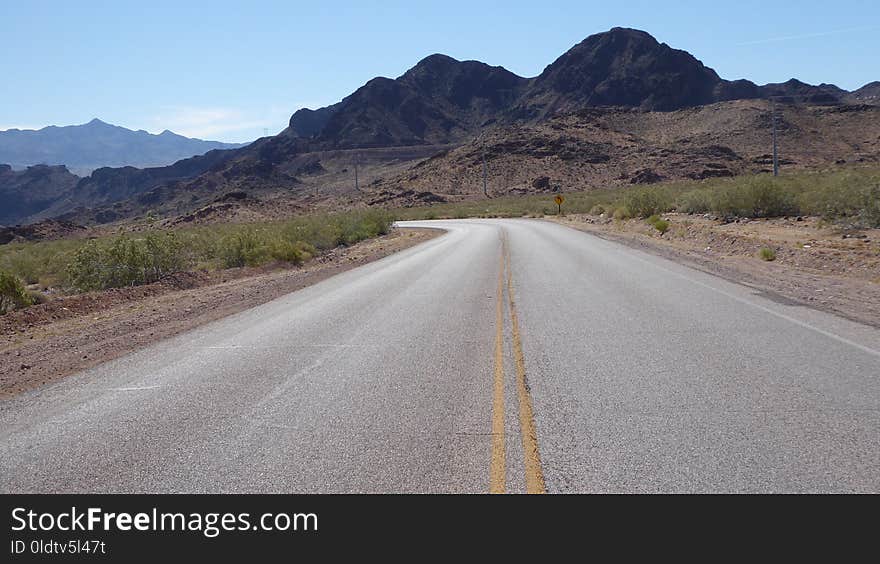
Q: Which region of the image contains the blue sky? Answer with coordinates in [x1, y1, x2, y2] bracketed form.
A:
[2, 0, 878, 142]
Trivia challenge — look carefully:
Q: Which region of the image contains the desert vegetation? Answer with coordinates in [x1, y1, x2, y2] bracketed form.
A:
[646, 215, 670, 234]
[759, 247, 777, 261]
[396, 167, 880, 228]
[0, 209, 393, 312]
[0, 271, 35, 314]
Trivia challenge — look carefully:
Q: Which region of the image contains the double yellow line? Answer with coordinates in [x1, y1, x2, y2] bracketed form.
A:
[490, 232, 546, 494]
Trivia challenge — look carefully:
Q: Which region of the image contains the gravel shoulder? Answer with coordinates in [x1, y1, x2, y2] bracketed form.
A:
[553, 214, 880, 328]
[0, 228, 439, 398]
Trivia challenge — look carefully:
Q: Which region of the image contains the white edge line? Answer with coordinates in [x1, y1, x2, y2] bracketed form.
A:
[625, 249, 880, 359]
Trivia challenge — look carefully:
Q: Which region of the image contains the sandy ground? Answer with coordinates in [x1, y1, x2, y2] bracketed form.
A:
[554, 214, 880, 328]
[0, 228, 438, 398]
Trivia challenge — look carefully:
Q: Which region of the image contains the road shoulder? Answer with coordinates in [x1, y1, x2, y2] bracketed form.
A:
[551, 214, 880, 329]
[0, 228, 439, 399]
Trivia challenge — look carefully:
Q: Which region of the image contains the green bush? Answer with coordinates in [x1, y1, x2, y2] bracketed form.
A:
[676, 189, 713, 214]
[268, 239, 314, 264]
[0, 238, 81, 288]
[622, 187, 674, 218]
[389, 167, 880, 225]
[0, 209, 396, 296]
[612, 207, 630, 221]
[759, 247, 777, 261]
[589, 204, 606, 216]
[800, 176, 880, 227]
[712, 176, 799, 218]
[0, 271, 34, 314]
[67, 233, 185, 291]
[219, 228, 265, 268]
[647, 215, 670, 234]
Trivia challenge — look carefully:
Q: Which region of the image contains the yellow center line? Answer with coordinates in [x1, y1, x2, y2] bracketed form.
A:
[504, 232, 547, 494]
[490, 248, 506, 494]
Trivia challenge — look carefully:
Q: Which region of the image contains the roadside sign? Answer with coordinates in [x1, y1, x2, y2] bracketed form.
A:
[554, 195, 565, 215]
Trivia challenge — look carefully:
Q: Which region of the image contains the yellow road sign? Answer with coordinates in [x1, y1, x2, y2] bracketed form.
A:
[554, 195, 565, 205]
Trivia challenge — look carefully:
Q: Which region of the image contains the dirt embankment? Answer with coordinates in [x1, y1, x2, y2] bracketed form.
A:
[555, 214, 880, 328]
[0, 228, 438, 399]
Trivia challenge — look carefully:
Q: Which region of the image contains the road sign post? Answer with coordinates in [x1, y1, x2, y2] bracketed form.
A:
[554, 194, 565, 215]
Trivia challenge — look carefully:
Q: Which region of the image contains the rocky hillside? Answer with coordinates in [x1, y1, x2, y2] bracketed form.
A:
[365, 101, 880, 205]
[0, 164, 79, 226]
[849, 82, 880, 104]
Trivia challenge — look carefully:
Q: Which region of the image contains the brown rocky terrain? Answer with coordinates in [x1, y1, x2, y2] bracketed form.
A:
[0, 218, 91, 244]
[365, 100, 880, 204]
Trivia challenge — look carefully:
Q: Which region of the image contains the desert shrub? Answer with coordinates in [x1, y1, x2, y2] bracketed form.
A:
[759, 247, 777, 261]
[0, 209, 396, 297]
[647, 215, 670, 234]
[612, 207, 630, 221]
[711, 176, 799, 218]
[288, 220, 343, 252]
[0, 271, 34, 314]
[218, 228, 266, 268]
[142, 232, 185, 281]
[800, 176, 880, 227]
[622, 187, 674, 218]
[27, 290, 47, 305]
[282, 210, 393, 251]
[589, 204, 606, 216]
[67, 233, 185, 291]
[268, 239, 314, 264]
[0, 239, 81, 288]
[2, 252, 41, 285]
[676, 189, 713, 214]
[66, 240, 106, 291]
[200, 210, 393, 270]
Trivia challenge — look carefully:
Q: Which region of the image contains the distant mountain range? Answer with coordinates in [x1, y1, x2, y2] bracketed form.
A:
[1, 27, 877, 227]
[0, 119, 248, 176]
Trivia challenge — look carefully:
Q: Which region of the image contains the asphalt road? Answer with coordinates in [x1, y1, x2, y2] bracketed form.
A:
[1, 219, 878, 493]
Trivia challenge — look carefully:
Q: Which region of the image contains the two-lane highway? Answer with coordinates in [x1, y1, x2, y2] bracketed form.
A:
[1, 219, 878, 493]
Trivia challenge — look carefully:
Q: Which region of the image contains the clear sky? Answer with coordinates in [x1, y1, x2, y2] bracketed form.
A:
[2, 0, 878, 142]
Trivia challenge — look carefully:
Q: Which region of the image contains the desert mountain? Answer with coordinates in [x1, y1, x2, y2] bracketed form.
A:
[287, 54, 527, 148]
[516, 28, 747, 116]
[289, 27, 847, 142]
[2, 28, 875, 227]
[0, 119, 247, 176]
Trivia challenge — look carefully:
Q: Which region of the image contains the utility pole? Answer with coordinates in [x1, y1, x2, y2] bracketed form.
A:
[354, 152, 360, 192]
[481, 140, 488, 198]
[771, 99, 779, 177]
